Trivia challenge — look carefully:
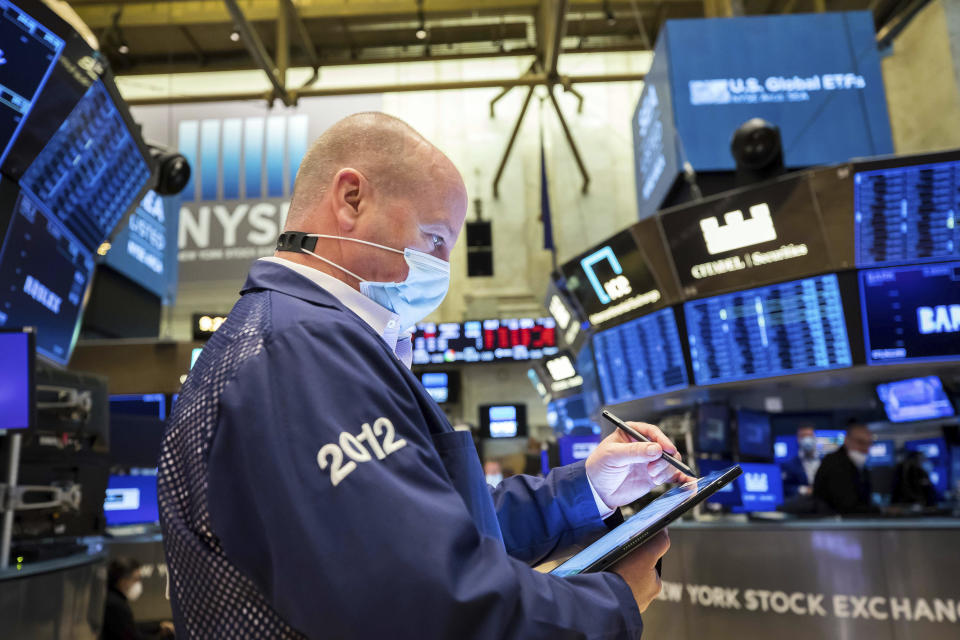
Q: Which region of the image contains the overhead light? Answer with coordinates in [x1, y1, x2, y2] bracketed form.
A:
[603, 0, 616, 26]
[230, 29, 240, 42]
[97, 242, 111, 256]
[118, 43, 129, 55]
[415, 27, 427, 40]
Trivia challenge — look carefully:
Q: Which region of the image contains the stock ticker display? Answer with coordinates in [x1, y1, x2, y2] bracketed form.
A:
[860, 261, 960, 364]
[0, 181, 93, 364]
[684, 274, 852, 385]
[855, 159, 960, 266]
[412, 318, 558, 365]
[592, 307, 689, 405]
[19, 79, 151, 251]
[0, 0, 65, 165]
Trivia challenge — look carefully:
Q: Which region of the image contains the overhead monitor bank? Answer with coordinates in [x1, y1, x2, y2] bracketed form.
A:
[633, 11, 893, 219]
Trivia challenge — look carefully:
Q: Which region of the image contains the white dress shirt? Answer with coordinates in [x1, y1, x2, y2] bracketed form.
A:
[260, 257, 412, 368]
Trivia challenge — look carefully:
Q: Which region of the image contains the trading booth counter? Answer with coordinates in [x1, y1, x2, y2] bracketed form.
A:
[0, 544, 108, 639]
[642, 518, 960, 639]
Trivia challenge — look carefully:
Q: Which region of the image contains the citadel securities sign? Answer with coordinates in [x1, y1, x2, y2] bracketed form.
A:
[130, 96, 383, 283]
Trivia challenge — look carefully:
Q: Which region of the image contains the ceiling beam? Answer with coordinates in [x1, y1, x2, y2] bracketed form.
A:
[223, 0, 293, 105]
[535, 0, 570, 77]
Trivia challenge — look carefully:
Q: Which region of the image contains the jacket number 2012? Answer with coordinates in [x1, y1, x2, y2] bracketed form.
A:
[316, 417, 407, 487]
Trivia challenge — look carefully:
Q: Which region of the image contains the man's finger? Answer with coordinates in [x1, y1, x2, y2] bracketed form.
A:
[625, 421, 679, 456]
[638, 529, 670, 565]
[602, 441, 663, 465]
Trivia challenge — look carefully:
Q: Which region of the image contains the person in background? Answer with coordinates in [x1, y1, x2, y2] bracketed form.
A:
[892, 450, 936, 507]
[813, 421, 878, 515]
[781, 425, 820, 498]
[102, 558, 174, 640]
[483, 459, 504, 486]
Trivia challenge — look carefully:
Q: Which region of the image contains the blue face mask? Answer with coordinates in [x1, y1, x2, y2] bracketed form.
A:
[296, 233, 450, 331]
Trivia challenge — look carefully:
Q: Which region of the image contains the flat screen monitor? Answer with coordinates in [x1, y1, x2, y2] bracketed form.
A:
[104, 471, 159, 527]
[418, 371, 458, 404]
[480, 404, 527, 439]
[110, 393, 166, 421]
[732, 462, 784, 513]
[0, 0, 66, 166]
[559, 228, 663, 327]
[684, 274, 853, 385]
[854, 156, 960, 267]
[696, 404, 730, 455]
[413, 317, 558, 365]
[904, 437, 950, 497]
[697, 458, 740, 506]
[576, 342, 602, 418]
[0, 178, 94, 365]
[592, 307, 688, 405]
[868, 440, 895, 467]
[547, 394, 601, 437]
[774, 436, 795, 462]
[558, 435, 602, 466]
[17, 77, 153, 251]
[737, 409, 773, 459]
[0, 328, 34, 429]
[876, 376, 955, 423]
[860, 262, 960, 364]
[815, 429, 846, 457]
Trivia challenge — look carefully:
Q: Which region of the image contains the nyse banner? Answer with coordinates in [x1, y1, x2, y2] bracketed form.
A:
[560, 229, 663, 327]
[659, 173, 832, 298]
[131, 96, 383, 284]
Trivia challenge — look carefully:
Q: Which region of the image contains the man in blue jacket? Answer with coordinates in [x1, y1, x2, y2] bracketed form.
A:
[159, 112, 688, 639]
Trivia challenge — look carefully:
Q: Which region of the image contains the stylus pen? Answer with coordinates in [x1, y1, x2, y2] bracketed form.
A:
[601, 409, 697, 478]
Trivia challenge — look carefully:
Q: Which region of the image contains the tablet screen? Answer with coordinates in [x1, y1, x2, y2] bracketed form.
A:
[550, 467, 739, 577]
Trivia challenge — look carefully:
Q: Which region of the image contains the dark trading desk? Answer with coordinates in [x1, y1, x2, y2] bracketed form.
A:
[642, 519, 960, 640]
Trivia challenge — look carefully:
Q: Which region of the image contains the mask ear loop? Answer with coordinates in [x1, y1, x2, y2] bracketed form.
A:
[308, 233, 405, 255]
[298, 246, 366, 283]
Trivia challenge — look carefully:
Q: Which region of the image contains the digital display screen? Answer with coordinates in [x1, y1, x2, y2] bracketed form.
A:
[101, 190, 178, 302]
[19, 79, 152, 251]
[488, 405, 519, 438]
[110, 393, 166, 421]
[685, 274, 852, 385]
[0, 180, 94, 365]
[104, 472, 159, 526]
[0, 0, 65, 165]
[774, 436, 795, 462]
[412, 317, 557, 365]
[696, 404, 729, 454]
[551, 468, 738, 577]
[698, 459, 782, 511]
[547, 394, 601, 437]
[877, 376, 954, 423]
[558, 435, 601, 466]
[904, 437, 950, 497]
[737, 409, 772, 458]
[659, 174, 831, 298]
[860, 261, 960, 364]
[419, 372, 449, 404]
[576, 342, 602, 419]
[592, 307, 688, 405]
[0, 330, 32, 429]
[855, 159, 960, 267]
[815, 429, 845, 457]
[666, 12, 892, 171]
[560, 229, 662, 327]
[868, 440, 895, 467]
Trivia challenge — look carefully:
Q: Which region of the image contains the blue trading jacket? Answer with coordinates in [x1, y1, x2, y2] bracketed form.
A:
[158, 261, 642, 639]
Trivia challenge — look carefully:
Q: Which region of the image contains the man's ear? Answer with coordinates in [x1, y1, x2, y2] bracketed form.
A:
[332, 168, 364, 231]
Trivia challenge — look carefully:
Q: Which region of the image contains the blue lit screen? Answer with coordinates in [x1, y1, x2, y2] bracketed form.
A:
[868, 440, 895, 467]
[104, 472, 159, 526]
[860, 261, 960, 364]
[0, 330, 31, 429]
[855, 160, 960, 267]
[698, 459, 782, 511]
[737, 409, 772, 458]
[488, 405, 519, 438]
[905, 437, 950, 497]
[419, 372, 449, 404]
[558, 435, 602, 466]
[877, 376, 954, 423]
[109, 393, 166, 420]
[19, 79, 152, 251]
[685, 274, 852, 385]
[592, 307, 688, 405]
[0, 183, 94, 365]
[0, 0, 65, 165]
[774, 436, 795, 462]
[547, 394, 601, 437]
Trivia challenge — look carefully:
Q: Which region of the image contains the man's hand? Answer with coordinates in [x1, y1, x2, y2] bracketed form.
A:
[611, 530, 670, 614]
[585, 423, 693, 511]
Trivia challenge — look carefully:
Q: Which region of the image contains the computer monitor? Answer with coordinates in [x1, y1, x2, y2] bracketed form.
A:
[558, 435, 602, 466]
[774, 436, 796, 462]
[698, 458, 741, 507]
[867, 440, 895, 467]
[696, 404, 730, 454]
[815, 429, 846, 457]
[103, 471, 159, 527]
[547, 394, 601, 437]
[0, 328, 35, 429]
[418, 372, 458, 404]
[480, 404, 527, 439]
[876, 376, 955, 423]
[733, 463, 784, 513]
[904, 437, 950, 497]
[736, 410, 773, 459]
[109, 393, 166, 420]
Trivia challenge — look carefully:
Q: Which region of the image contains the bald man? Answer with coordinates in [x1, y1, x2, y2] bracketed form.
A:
[159, 112, 682, 639]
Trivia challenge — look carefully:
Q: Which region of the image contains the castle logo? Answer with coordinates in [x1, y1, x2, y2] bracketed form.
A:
[700, 203, 777, 255]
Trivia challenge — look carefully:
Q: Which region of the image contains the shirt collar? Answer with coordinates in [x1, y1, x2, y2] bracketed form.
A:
[259, 257, 404, 352]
